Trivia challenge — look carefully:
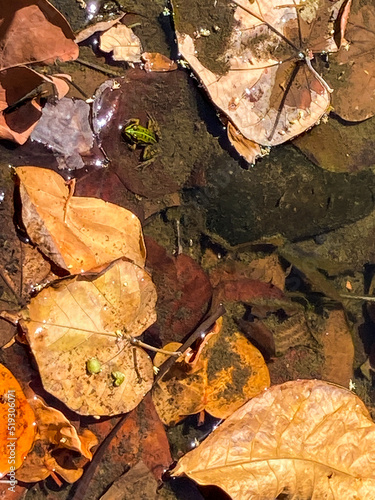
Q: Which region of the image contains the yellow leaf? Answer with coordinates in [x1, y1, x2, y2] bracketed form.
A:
[173, 379, 375, 498]
[16, 166, 146, 273]
[20, 259, 157, 416]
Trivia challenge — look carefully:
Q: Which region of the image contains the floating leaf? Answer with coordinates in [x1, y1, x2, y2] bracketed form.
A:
[20, 259, 157, 416]
[153, 319, 270, 425]
[100, 24, 142, 63]
[175, 0, 345, 147]
[0, 365, 35, 475]
[16, 167, 146, 273]
[0, 0, 78, 70]
[16, 397, 97, 483]
[173, 379, 375, 498]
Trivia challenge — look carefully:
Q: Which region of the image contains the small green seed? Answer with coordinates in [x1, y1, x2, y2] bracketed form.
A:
[111, 371, 125, 386]
[86, 358, 102, 374]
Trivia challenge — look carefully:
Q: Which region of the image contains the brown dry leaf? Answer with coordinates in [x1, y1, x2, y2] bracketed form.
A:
[100, 24, 142, 63]
[100, 461, 158, 500]
[141, 52, 178, 72]
[16, 167, 146, 273]
[173, 379, 375, 498]
[227, 122, 262, 164]
[16, 397, 98, 483]
[176, 0, 344, 147]
[20, 259, 157, 416]
[0, 365, 35, 475]
[152, 319, 270, 425]
[321, 309, 354, 387]
[75, 15, 126, 43]
[331, 0, 375, 121]
[0, 67, 70, 145]
[0, 0, 78, 70]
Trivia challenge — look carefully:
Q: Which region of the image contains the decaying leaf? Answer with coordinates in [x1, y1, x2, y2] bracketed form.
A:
[100, 461, 158, 500]
[0, 0, 78, 70]
[141, 52, 178, 72]
[331, 0, 375, 121]
[227, 122, 263, 164]
[16, 397, 97, 483]
[173, 379, 375, 498]
[16, 167, 146, 273]
[152, 319, 270, 425]
[0, 365, 35, 475]
[75, 15, 126, 43]
[20, 259, 157, 416]
[30, 98, 94, 171]
[175, 0, 345, 148]
[0, 67, 70, 145]
[100, 24, 142, 63]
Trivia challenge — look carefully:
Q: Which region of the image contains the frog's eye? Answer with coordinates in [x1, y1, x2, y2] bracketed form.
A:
[111, 371, 125, 387]
[86, 357, 102, 374]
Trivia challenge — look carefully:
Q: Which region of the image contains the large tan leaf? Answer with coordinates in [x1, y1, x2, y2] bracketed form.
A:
[175, 0, 343, 147]
[16, 167, 146, 273]
[20, 259, 157, 416]
[173, 379, 375, 499]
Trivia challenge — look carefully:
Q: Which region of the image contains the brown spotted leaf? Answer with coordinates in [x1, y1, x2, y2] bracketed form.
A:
[152, 319, 270, 425]
[20, 259, 157, 416]
[173, 379, 375, 498]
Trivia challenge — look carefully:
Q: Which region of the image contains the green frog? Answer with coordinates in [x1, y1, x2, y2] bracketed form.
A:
[122, 114, 161, 168]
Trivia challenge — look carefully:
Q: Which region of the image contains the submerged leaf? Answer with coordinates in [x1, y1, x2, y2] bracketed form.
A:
[153, 319, 270, 425]
[100, 24, 142, 63]
[175, 0, 344, 147]
[0, 0, 78, 70]
[20, 259, 157, 415]
[173, 379, 375, 499]
[16, 167, 146, 273]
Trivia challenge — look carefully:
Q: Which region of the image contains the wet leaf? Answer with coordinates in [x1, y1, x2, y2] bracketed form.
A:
[175, 0, 344, 147]
[0, 0, 78, 70]
[30, 98, 94, 171]
[75, 15, 126, 43]
[0, 365, 35, 475]
[330, 0, 375, 121]
[152, 319, 270, 425]
[16, 397, 97, 483]
[173, 379, 375, 499]
[142, 52, 178, 72]
[20, 259, 157, 416]
[226, 122, 263, 164]
[16, 167, 146, 273]
[145, 237, 212, 344]
[0, 67, 69, 145]
[100, 461, 158, 500]
[100, 24, 142, 63]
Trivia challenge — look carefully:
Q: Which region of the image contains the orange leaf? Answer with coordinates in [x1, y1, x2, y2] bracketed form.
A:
[16, 167, 146, 273]
[153, 319, 270, 425]
[141, 53, 178, 72]
[0, 365, 35, 476]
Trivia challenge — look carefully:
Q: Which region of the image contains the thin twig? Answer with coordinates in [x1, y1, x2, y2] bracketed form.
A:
[130, 338, 182, 356]
[154, 303, 226, 384]
[76, 58, 123, 77]
[340, 294, 375, 302]
[0, 267, 22, 305]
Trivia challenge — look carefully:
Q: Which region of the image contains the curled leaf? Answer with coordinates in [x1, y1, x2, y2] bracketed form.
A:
[16, 397, 98, 483]
[0, 365, 35, 475]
